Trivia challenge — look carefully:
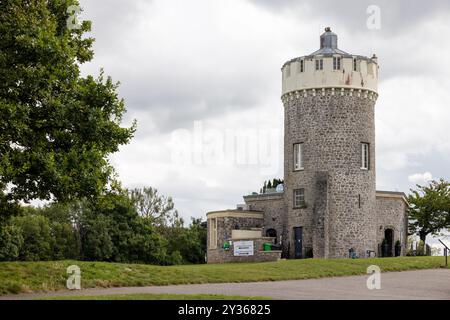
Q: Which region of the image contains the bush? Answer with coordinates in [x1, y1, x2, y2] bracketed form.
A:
[11, 215, 53, 261]
[0, 225, 24, 261]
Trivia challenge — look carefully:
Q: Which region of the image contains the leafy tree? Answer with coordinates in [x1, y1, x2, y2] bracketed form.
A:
[11, 214, 53, 261]
[170, 218, 206, 264]
[50, 220, 79, 260]
[127, 217, 173, 264]
[129, 187, 183, 228]
[80, 214, 114, 261]
[78, 191, 174, 264]
[0, 224, 23, 261]
[0, 0, 135, 210]
[0, 193, 22, 223]
[408, 179, 450, 242]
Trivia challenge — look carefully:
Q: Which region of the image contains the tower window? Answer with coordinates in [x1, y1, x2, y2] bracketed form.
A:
[209, 218, 217, 249]
[294, 143, 304, 171]
[361, 143, 370, 170]
[353, 58, 358, 72]
[315, 59, 323, 71]
[333, 56, 341, 70]
[285, 65, 291, 77]
[293, 189, 305, 208]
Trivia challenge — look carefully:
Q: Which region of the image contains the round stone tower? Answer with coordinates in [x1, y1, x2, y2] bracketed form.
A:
[281, 28, 379, 258]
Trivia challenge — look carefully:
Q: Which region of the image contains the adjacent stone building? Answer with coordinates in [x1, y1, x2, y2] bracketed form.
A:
[206, 28, 408, 263]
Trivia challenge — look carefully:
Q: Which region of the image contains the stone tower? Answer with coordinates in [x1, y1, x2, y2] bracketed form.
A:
[281, 28, 379, 258]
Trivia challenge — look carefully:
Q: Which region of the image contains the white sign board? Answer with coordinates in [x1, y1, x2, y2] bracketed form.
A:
[233, 241, 254, 256]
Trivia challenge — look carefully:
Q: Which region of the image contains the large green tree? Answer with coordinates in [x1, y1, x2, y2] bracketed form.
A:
[0, 0, 135, 212]
[408, 179, 450, 242]
[129, 187, 183, 228]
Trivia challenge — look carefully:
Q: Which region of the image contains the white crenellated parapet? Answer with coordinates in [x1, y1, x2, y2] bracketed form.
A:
[281, 55, 378, 97]
[281, 87, 378, 104]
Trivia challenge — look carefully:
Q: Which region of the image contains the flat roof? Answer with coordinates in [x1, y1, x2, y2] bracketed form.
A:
[376, 190, 409, 205]
[243, 192, 284, 200]
[206, 210, 264, 219]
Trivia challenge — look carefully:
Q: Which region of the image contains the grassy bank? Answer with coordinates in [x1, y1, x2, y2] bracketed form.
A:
[0, 256, 447, 295]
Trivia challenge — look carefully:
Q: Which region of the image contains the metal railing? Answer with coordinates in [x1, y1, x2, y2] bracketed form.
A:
[438, 239, 449, 267]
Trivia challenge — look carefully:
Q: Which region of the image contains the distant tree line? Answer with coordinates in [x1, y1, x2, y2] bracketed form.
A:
[0, 187, 206, 265]
[260, 179, 284, 194]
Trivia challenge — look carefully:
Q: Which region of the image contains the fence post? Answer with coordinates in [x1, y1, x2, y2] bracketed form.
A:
[446, 248, 448, 267]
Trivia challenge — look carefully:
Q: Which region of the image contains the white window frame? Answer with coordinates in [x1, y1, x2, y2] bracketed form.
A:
[361, 143, 370, 170]
[333, 56, 341, 70]
[293, 189, 305, 208]
[294, 143, 304, 171]
[209, 218, 217, 249]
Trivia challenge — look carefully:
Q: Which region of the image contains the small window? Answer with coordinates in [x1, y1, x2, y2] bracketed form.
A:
[315, 59, 323, 71]
[299, 60, 304, 73]
[294, 143, 304, 171]
[333, 57, 341, 70]
[209, 218, 217, 249]
[353, 58, 358, 72]
[361, 143, 370, 170]
[368, 63, 374, 76]
[285, 65, 291, 77]
[293, 189, 305, 208]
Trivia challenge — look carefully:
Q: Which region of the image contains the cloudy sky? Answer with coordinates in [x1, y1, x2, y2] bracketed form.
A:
[78, 0, 450, 223]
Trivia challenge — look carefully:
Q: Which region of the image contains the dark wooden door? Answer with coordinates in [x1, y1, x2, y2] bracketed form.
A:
[294, 227, 303, 259]
[385, 229, 394, 257]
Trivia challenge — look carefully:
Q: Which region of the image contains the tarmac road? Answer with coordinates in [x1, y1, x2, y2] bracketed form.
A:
[1, 269, 449, 300]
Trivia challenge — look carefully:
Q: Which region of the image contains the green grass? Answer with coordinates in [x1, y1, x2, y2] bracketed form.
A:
[0, 256, 448, 295]
[38, 293, 271, 300]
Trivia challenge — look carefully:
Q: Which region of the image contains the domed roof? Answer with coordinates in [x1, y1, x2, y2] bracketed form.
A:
[309, 27, 350, 57]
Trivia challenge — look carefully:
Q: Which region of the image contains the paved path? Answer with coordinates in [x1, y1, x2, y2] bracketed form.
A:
[1, 269, 450, 300]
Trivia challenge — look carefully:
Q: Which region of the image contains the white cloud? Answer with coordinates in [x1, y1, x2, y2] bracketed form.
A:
[408, 172, 434, 185]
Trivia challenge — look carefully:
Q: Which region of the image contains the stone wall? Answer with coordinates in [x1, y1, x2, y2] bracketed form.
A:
[283, 89, 378, 258]
[243, 193, 286, 246]
[207, 237, 281, 264]
[207, 211, 271, 263]
[375, 193, 408, 256]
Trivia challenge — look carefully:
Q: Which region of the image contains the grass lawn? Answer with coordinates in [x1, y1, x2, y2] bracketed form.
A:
[37, 293, 271, 300]
[0, 256, 448, 295]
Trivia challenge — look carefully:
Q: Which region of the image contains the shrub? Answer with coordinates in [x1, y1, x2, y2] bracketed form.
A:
[0, 225, 24, 261]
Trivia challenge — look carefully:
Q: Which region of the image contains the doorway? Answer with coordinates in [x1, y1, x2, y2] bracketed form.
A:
[384, 228, 394, 257]
[266, 229, 277, 244]
[294, 227, 303, 259]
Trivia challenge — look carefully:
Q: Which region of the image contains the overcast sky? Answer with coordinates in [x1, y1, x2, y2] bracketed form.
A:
[78, 0, 450, 223]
